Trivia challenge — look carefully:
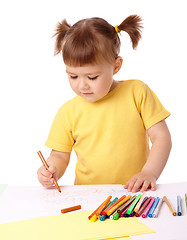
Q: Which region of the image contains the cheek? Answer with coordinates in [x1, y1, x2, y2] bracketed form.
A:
[95, 82, 110, 95]
[69, 80, 76, 91]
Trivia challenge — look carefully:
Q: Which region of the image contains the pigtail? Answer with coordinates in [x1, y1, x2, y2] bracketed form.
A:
[53, 19, 71, 55]
[118, 15, 143, 49]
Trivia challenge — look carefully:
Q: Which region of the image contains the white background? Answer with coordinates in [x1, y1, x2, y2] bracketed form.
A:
[0, 0, 186, 186]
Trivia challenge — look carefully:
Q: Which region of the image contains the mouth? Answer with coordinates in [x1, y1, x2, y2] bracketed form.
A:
[82, 92, 93, 95]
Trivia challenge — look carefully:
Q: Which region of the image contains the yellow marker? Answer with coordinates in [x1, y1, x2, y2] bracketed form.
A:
[90, 214, 97, 222]
[106, 195, 131, 216]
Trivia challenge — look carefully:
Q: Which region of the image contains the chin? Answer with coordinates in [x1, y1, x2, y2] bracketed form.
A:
[84, 98, 97, 102]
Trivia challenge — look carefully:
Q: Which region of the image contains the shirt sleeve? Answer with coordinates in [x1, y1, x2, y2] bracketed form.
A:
[45, 106, 74, 152]
[138, 83, 171, 129]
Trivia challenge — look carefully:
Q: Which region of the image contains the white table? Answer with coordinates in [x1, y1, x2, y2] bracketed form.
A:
[0, 182, 186, 239]
[131, 182, 187, 240]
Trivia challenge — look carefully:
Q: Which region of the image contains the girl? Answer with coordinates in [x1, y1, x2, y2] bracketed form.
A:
[37, 15, 172, 192]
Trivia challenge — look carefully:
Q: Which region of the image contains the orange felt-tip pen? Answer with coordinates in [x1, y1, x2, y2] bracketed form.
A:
[96, 195, 112, 216]
[61, 205, 81, 213]
[37, 150, 61, 193]
[88, 205, 101, 220]
[102, 195, 126, 215]
[88, 195, 112, 221]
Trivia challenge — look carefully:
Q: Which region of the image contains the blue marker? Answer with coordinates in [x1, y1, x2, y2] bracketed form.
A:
[148, 197, 160, 218]
[177, 195, 182, 216]
[100, 214, 109, 221]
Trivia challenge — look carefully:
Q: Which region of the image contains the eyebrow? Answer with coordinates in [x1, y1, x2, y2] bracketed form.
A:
[66, 70, 101, 75]
[66, 71, 76, 75]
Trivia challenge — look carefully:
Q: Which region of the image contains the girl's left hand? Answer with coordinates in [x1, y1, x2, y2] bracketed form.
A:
[124, 171, 156, 193]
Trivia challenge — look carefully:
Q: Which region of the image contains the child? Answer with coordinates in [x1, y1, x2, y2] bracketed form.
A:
[37, 15, 172, 193]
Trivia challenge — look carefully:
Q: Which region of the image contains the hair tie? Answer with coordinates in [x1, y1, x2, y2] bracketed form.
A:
[115, 25, 121, 33]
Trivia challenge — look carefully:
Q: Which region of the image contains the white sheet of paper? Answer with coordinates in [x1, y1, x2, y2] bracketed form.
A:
[0, 184, 126, 223]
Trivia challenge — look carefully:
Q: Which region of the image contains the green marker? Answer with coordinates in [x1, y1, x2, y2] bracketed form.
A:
[113, 212, 120, 220]
[127, 194, 142, 215]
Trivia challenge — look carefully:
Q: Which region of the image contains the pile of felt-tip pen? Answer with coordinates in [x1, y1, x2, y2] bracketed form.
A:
[88, 193, 185, 222]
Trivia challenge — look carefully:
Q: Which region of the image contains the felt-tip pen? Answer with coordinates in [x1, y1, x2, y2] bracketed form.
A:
[177, 195, 182, 216]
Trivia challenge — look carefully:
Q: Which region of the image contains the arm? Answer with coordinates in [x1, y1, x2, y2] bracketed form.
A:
[124, 119, 172, 192]
[37, 150, 71, 188]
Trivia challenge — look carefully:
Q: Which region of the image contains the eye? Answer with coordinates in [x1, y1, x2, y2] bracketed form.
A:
[88, 76, 98, 80]
[69, 75, 78, 79]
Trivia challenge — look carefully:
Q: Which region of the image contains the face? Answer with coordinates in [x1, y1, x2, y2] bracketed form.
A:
[66, 59, 122, 102]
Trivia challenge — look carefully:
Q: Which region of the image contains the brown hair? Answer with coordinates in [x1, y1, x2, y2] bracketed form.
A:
[53, 15, 143, 66]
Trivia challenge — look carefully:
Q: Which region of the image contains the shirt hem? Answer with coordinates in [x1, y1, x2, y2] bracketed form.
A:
[145, 111, 171, 130]
[45, 140, 72, 152]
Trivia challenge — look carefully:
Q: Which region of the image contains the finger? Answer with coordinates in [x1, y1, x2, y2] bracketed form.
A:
[48, 166, 58, 178]
[41, 182, 54, 188]
[37, 166, 53, 178]
[41, 181, 54, 188]
[150, 181, 156, 191]
[127, 178, 137, 192]
[131, 179, 144, 193]
[42, 168, 53, 178]
[124, 180, 130, 189]
[41, 173, 54, 183]
[39, 172, 54, 185]
[140, 180, 150, 192]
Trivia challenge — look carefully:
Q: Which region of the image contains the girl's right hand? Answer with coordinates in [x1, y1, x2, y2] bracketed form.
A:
[37, 165, 58, 188]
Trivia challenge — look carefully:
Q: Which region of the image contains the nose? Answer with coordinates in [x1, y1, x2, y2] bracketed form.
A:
[79, 78, 89, 90]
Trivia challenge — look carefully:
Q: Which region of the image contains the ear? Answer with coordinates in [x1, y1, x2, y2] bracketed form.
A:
[113, 56, 123, 75]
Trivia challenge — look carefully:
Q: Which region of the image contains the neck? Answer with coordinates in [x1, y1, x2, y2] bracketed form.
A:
[109, 80, 119, 92]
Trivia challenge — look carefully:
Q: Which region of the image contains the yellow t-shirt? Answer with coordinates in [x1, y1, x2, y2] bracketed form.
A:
[45, 80, 170, 185]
